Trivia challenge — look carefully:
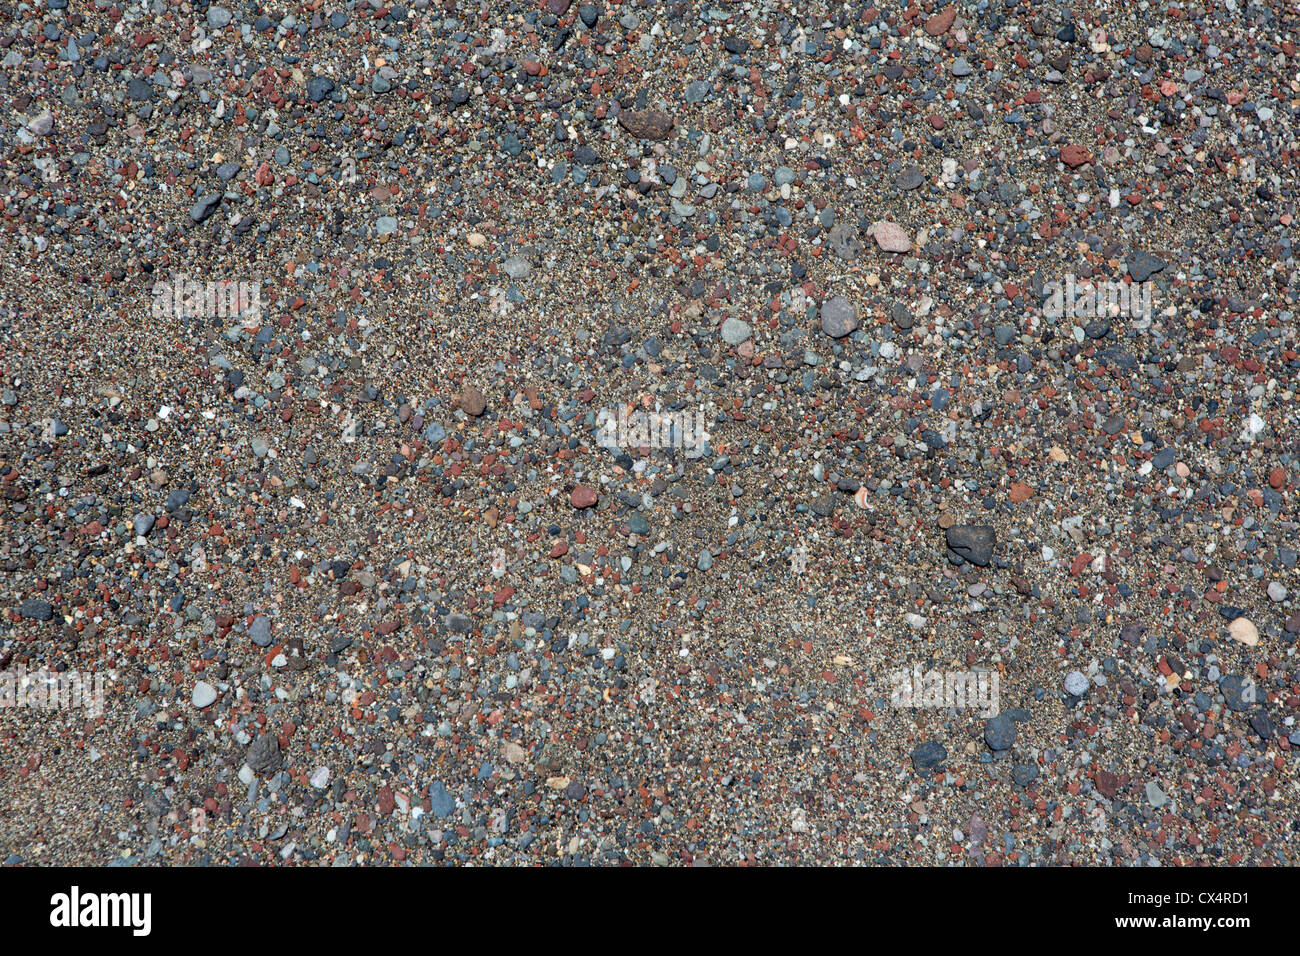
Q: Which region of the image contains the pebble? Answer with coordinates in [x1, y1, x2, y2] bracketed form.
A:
[1064, 671, 1090, 696]
[1227, 617, 1260, 647]
[819, 296, 858, 338]
[984, 715, 1017, 752]
[459, 386, 487, 417]
[192, 682, 218, 709]
[894, 166, 924, 191]
[429, 781, 455, 819]
[720, 317, 751, 345]
[306, 76, 336, 103]
[570, 486, 598, 509]
[1126, 251, 1167, 283]
[945, 525, 996, 567]
[188, 193, 222, 223]
[19, 598, 54, 622]
[249, 616, 272, 647]
[912, 742, 947, 771]
[870, 221, 911, 253]
[246, 735, 282, 775]
[619, 109, 674, 141]
[1145, 782, 1168, 808]
[827, 223, 863, 260]
[28, 111, 55, 137]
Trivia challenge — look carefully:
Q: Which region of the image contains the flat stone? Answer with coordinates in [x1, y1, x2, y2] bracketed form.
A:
[459, 386, 487, 417]
[870, 220, 910, 253]
[1228, 617, 1259, 647]
[946, 525, 996, 566]
[720, 317, 751, 345]
[911, 741, 947, 771]
[570, 485, 598, 508]
[618, 109, 674, 140]
[192, 682, 218, 708]
[984, 714, 1017, 751]
[1127, 251, 1167, 282]
[820, 296, 858, 338]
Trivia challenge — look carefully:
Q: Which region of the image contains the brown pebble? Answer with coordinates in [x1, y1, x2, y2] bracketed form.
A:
[1060, 145, 1093, 168]
[924, 7, 955, 36]
[1009, 482, 1034, 503]
[570, 486, 598, 509]
[460, 386, 486, 417]
[618, 109, 675, 141]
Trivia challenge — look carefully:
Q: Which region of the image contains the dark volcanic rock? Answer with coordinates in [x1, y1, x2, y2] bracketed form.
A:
[945, 525, 996, 566]
[911, 741, 947, 771]
[246, 734, 283, 774]
[20, 598, 54, 622]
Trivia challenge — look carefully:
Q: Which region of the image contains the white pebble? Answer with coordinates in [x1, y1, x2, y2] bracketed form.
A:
[192, 681, 218, 708]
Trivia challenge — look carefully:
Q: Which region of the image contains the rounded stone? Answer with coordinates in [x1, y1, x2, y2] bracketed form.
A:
[820, 296, 858, 338]
[720, 317, 751, 345]
[192, 682, 218, 709]
[1064, 671, 1090, 696]
[570, 486, 598, 508]
[870, 221, 911, 253]
[984, 714, 1017, 751]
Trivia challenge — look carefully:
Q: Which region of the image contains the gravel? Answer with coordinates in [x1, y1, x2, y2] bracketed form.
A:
[1, 0, 1296, 870]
